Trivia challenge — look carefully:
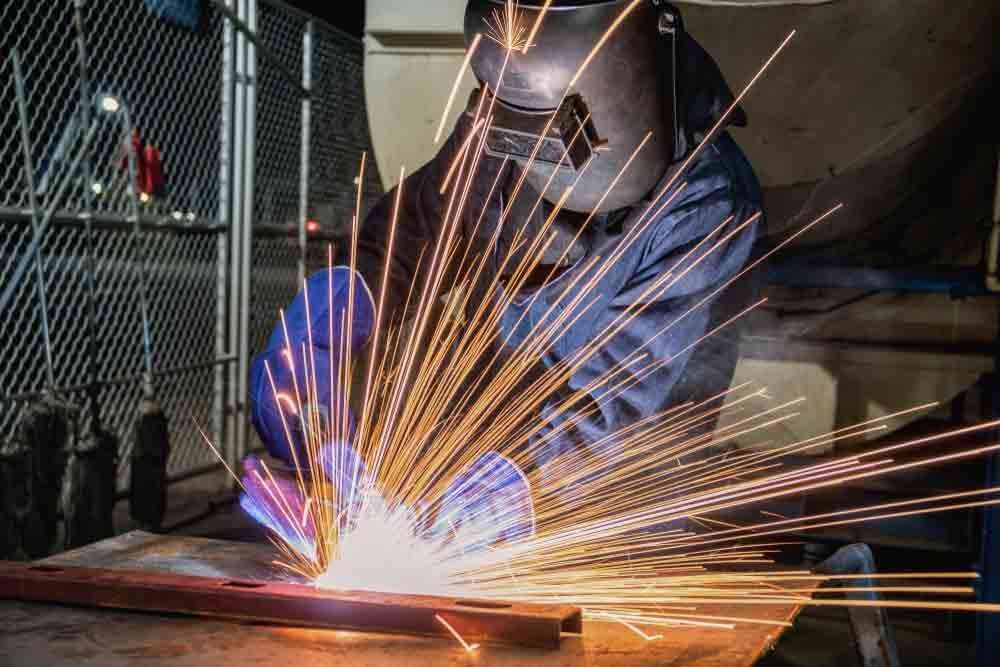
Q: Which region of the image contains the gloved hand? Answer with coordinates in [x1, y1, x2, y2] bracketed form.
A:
[249, 267, 375, 466]
[239, 442, 369, 561]
[425, 452, 535, 552]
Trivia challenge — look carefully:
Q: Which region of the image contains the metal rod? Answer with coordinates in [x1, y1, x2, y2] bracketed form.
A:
[11, 50, 55, 388]
[119, 104, 155, 378]
[0, 121, 99, 316]
[298, 20, 313, 285]
[236, 0, 259, 465]
[214, 0, 238, 466]
[73, 0, 102, 428]
[0, 356, 238, 405]
[227, 0, 247, 474]
[0, 562, 582, 649]
[0, 207, 226, 234]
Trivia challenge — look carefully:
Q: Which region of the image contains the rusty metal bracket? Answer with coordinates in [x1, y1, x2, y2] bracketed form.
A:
[0, 561, 582, 649]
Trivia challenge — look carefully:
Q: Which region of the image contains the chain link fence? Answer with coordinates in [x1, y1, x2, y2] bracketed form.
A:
[246, 0, 383, 452]
[251, 1, 383, 353]
[0, 0, 381, 494]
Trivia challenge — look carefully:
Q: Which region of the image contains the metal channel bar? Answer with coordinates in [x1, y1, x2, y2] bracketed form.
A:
[0, 562, 582, 649]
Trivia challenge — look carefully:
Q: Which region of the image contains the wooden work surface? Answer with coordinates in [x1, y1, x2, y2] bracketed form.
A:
[0, 531, 806, 666]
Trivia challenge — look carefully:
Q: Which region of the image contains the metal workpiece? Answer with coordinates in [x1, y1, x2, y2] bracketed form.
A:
[0, 560, 582, 650]
[0, 532, 809, 665]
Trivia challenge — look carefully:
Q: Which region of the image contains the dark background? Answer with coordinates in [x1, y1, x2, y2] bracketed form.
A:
[287, 0, 365, 36]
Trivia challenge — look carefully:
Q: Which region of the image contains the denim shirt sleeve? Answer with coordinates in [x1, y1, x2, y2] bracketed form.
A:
[530, 133, 763, 466]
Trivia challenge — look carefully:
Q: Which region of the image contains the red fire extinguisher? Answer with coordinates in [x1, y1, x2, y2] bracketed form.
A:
[141, 143, 165, 197]
[121, 129, 166, 198]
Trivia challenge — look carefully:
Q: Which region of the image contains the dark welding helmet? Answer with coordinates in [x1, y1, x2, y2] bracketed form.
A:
[464, 0, 683, 214]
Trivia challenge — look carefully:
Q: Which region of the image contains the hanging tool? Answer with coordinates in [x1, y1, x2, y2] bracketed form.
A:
[0, 436, 31, 560]
[9, 51, 78, 558]
[62, 0, 119, 550]
[120, 110, 171, 532]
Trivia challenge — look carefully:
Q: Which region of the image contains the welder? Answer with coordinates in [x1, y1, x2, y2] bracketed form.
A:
[250, 1, 762, 501]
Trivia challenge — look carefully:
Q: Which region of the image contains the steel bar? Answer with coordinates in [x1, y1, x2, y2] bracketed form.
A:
[227, 0, 246, 475]
[119, 103, 156, 377]
[12, 50, 56, 388]
[236, 0, 259, 465]
[298, 20, 313, 286]
[73, 0, 105, 432]
[214, 0, 236, 473]
[0, 562, 582, 649]
[0, 207, 227, 235]
[0, 121, 98, 315]
[0, 355, 238, 404]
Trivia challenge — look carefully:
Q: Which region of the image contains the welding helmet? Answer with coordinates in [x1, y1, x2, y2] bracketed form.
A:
[464, 0, 683, 214]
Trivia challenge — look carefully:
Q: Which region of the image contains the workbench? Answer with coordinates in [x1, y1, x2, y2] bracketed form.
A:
[0, 531, 806, 666]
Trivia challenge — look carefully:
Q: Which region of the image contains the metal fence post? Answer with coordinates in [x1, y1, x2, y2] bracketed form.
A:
[236, 0, 259, 465]
[228, 0, 248, 471]
[299, 20, 313, 286]
[216, 0, 237, 460]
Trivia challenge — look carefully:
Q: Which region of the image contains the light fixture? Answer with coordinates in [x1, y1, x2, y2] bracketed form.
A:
[91, 182, 103, 196]
[100, 95, 121, 113]
[306, 219, 321, 234]
[171, 210, 184, 221]
[185, 212, 196, 222]
[139, 192, 151, 204]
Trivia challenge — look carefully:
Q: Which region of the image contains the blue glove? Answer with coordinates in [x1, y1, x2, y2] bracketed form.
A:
[239, 442, 369, 560]
[426, 452, 535, 551]
[250, 267, 375, 466]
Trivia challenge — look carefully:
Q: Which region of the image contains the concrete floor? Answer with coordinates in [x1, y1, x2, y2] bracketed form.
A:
[109, 469, 978, 667]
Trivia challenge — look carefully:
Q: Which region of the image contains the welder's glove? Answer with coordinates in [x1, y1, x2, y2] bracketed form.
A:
[239, 442, 370, 561]
[425, 452, 535, 552]
[239, 455, 317, 559]
[249, 267, 375, 466]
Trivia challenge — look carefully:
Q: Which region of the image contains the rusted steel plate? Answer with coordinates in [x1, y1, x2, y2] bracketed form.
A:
[0, 561, 581, 649]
